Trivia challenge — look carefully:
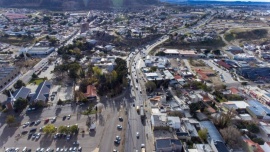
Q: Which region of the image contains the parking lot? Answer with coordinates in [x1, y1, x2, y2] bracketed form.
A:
[0, 94, 128, 152]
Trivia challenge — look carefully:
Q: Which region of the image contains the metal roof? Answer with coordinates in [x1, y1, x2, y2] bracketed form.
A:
[30, 80, 51, 103]
[200, 121, 225, 143]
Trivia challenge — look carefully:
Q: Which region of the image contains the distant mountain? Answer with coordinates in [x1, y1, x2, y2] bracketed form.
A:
[0, 0, 158, 10]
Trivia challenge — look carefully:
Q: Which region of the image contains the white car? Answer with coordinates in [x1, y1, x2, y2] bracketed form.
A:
[22, 122, 30, 128]
[136, 132, 139, 138]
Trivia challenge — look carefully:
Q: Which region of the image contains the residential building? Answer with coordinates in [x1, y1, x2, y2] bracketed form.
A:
[223, 101, 249, 114]
[30, 80, 51, 105]
[233, 53, 256, 61]
[155, 138, 182, 152]
[0, 66, 20, 90]
[200, 121, 229, 152]
[85, 85, 97, 100]
[80, 22, 89, 33]
[246, 100, 270, 120]
[243, 139, 264, 152]
[151, 114, 168, 130]
[167, 116, 181, 130]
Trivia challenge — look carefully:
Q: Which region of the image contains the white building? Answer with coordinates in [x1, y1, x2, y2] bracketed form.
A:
[233, 53, 255, 61]
[20, 47, 55, 56]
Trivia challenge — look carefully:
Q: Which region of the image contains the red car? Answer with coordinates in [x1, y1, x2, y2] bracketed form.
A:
[44, 119, 49, 124]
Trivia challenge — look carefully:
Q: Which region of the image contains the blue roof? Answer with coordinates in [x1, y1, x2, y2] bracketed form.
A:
[246, 100, 270, 116]
[200, 121, 225, 143]
[13, 87, 31, 99]
[30, 80, 51, 103]
[215, 141, 229, 152]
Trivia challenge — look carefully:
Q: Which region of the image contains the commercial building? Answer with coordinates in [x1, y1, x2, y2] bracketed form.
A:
[0, 66, 20, 90]
[237, 67, 270, 81]
[4, 87, 31, 110]
[30, 80, 51, 105]
[20, 47, 55, 56]
[233, 53, 255, 61]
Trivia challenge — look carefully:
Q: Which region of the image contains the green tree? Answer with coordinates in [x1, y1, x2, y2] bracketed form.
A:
[13, 98, 28, 111]
[14, 80, 25, 89]
[32, 73, 38, 79]
[58, 125, 68, 134]
[57, 99, 63, 105]
[145, 81, 156, 92]
[198, 129, 208, 141]
[6, 115, 15, 126]
[252, 138, 264, 145]
[69, 125, 79, 134]
[150, 67, 157, 72]
[155, 51, 166, 56]
[43, 124, 57, 134]
[92, 66, 102, 77]
[213, 108, 236, 129]
[247, 123, 260, 133]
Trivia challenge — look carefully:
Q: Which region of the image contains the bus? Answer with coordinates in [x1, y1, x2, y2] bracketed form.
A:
[140, 107, 145, 119]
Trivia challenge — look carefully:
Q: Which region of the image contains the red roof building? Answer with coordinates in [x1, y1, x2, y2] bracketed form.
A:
[217, 60, 232, 70]
[85, 85, 97, 100]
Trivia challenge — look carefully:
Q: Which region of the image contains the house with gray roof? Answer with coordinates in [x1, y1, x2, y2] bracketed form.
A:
[30, 80, 51, 105]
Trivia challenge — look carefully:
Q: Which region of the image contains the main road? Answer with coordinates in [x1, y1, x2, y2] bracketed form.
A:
[125, 11, 217, 152]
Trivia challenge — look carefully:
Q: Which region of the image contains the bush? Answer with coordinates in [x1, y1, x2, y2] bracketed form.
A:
[252, 138, 264, 145]
[247, 123, 260, 133]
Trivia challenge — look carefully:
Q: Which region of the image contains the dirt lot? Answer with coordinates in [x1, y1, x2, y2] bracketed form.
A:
[189, 60, 223, 86]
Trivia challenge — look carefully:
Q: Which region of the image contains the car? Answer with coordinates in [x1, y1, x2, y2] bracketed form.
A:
[21, 131, 28, 135]
[35, 120, 41, 125]
[23, 122, 30, 128]
[116, 136, 121, 141]
[117, 125, 122, 129]
[40, 148, 45, 152]
[73, 141, 80, 145]
[32, 133, 36, 140]
[56, 148, 60, 152]
[67, 115, 71, 120]
[22, 147, 27, 152]
[69, 147, 73, 151]
[27, 133, 33, 140]
[62, 116, 66, 121]
[30, 128, 37, 132]
[136, 132, 139, 138]
[46, 148, 51, 152]
[141, 144, 145, 148]
[118, 117, 123, 121]
[36, 133, 41, 140]
[44, 119, 49, 124]
[51, 117, 56, 123]
[66, 134, 71, 140]
[36, 148, 41, 152]
[78, 147, 82, 152]
[114, 140, 120, 144]
[72, 147, 77, 151]
[40, 126, 45, 132]
[29, 121, 35, 126]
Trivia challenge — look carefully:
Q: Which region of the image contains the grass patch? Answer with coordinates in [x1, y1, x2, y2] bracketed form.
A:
[81, 103, 97, 115]
[29, 78, 47, 85]
[0, 36, 35, 46]
[225, 28, 268, 42]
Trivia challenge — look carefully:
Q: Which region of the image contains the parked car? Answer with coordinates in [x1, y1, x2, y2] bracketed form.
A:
[67, 115, 71, 120]
[51, 117, 56, 123]
[62, 116, 66, 121]
[117, 125, 122, 129]
[23, 122, 30, 128]
[35, 120, 41, 125]
[35, 133, 41, 140]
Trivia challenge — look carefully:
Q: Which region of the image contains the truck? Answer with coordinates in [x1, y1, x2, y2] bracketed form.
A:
[140, 107, 145, 119]
[141, 148, 145, 152]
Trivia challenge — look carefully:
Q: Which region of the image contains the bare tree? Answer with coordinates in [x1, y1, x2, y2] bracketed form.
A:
[220, 126, 242, 149]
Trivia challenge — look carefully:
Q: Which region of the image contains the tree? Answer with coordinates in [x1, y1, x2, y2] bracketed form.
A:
[92, 66, 102, 77]
[220, 126, 242, 149]
[57, 99, 63, 105]
[212, 49, 221, 55]
[43, 124, 57, 134]
[32, 73, 38, 79]
[14, 80, 25, 89]
[13, 98, 28, 111]
[58, 125, 68, 134]
[150, 67, 157, 72]
[198, 129, 208, 141]
[145, 81, 156, 92]
[6, 115, 15, 126]
[252, 138, 265, 145]
[247, 123, 260, 133]
[155, 51, 166, 56]
[213, 108, 236, 129]
[69, 125, 79, 134]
